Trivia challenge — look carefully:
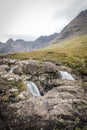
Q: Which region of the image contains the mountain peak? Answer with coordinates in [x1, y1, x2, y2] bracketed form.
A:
[7, 39, 14, 43]
[77, 9, 87, 18]
[15, 39, 25, 42]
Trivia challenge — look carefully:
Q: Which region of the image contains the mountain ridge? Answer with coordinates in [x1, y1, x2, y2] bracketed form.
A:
[54, 9, 87, 42]
[0, 33, 58, 53]
[0, 9, 87, 53]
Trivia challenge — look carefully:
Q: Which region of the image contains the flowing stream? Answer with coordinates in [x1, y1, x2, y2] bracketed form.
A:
[59, 71, 74, 80]
[9, 66, 16, 73]
[27, 81, 41, 97]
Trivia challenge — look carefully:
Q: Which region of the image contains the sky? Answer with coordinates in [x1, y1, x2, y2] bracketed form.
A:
[0, 0, 87, 42]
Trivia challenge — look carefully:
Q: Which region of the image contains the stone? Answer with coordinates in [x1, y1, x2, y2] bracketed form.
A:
[0, 59, 9, 65]
[0, 65, 9, 74]
[13, 65, 23, 75]
[0, 59, 87, 130]
[16, 91, 32, 101]
[9, 88, 18, 93]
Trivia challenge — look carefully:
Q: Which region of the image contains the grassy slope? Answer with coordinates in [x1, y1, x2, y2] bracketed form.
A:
[0, 35, 87, 78]
[46, 35, 87, 56]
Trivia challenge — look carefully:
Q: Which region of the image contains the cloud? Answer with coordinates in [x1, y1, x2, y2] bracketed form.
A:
[54, 0, 87, 21]
[0, 0, 87, 42]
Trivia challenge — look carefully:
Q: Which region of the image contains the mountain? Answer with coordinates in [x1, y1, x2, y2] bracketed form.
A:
[0, 33, 58, 53]
[0, 42, 3, 46]
[0, 9, 87, 53]
[32, 33, 58, 49]
[54, 9, 87, 41]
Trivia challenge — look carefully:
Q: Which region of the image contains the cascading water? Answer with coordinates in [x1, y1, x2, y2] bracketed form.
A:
[27, 81, 41, 97]
[9, 66, 15, 73]
[59, 71, 74, 80]
[9, 66, 17, 73]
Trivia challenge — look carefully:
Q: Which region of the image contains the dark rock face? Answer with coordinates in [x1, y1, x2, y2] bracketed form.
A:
[0, 59, 87, 130]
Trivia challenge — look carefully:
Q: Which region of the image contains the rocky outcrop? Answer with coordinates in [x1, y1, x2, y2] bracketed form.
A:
[0, 59, 87, 130]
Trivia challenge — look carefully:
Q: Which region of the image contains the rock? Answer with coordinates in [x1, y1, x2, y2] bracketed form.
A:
[1, 73, 22, 82]
[14, 60, 59, 77]
[0, 59, 18, 65]
[8, 59, 18, 66]
[0, 80, 87, 130]
[9, 88, 18, 93]
[13, 65, 23, 75]
[16, 91, 32, 101]
[0, 60, 87, 130]
[0, 59, 9, 65]
[55, 61, 62, 66]
[58, 66, 72, 73]
[14, 60, 39, 75]
[0, 65, 9, 74]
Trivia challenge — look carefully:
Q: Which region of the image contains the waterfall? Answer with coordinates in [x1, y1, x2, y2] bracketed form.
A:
[27, 81, 41, 97]
[60, 71, 74, 80]
[9, 66, 16, 73]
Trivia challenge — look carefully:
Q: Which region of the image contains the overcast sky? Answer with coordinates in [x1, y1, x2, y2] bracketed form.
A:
[0, 0, 87, 42]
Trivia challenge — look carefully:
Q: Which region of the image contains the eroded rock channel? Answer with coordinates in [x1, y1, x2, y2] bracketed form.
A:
[0, 59, 87, 130]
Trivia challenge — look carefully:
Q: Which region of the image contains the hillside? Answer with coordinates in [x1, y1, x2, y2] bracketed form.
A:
[54, 9, 87, 41]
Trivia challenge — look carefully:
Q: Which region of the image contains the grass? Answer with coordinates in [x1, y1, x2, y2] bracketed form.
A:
[0, 35, 87, 78]
[0, 80, 26, 102]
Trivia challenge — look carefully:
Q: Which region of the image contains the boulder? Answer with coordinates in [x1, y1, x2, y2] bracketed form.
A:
[14, 60, 60, 77]
[13, 65, 23, 75]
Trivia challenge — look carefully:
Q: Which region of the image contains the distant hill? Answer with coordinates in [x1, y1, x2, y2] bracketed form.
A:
[0, 33, 58, 53]
[54, 9, 87, 42]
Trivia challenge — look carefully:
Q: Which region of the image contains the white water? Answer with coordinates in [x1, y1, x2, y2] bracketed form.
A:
[27, 81, 41, 97]
[9, 66, 17, 73]
[60, 71, 74, 80]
